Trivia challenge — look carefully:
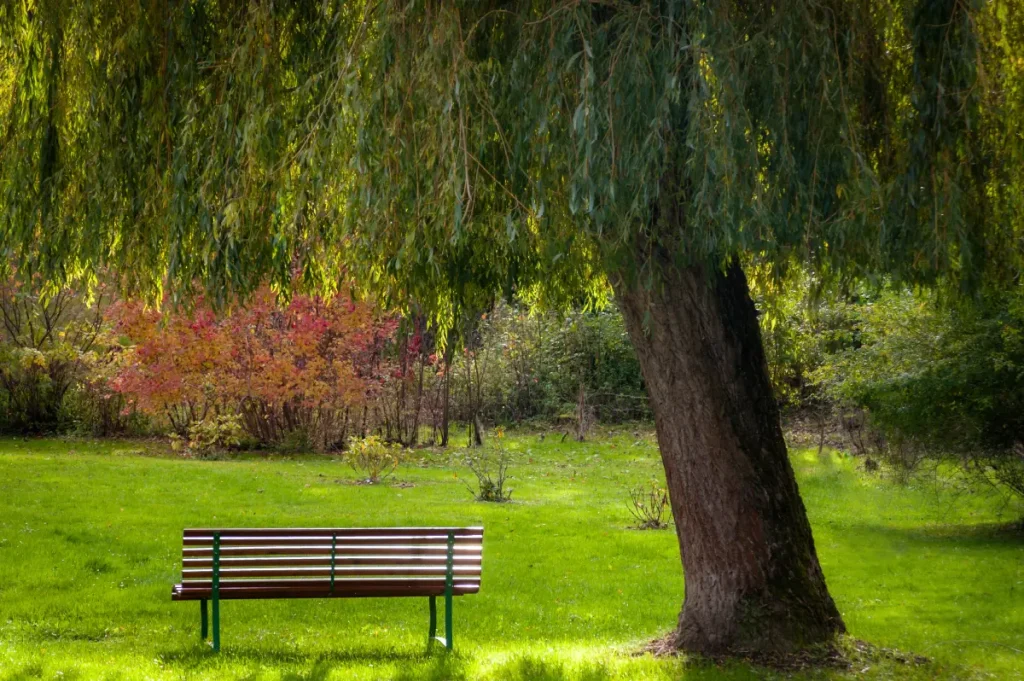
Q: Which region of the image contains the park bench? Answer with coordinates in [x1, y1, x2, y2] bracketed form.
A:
[171, 526, 483, 652]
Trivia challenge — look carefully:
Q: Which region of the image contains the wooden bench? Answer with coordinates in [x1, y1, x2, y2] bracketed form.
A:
[172, 526, 483, 652]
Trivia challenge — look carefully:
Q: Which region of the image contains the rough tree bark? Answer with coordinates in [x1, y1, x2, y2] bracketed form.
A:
[613, 256, 844, 655]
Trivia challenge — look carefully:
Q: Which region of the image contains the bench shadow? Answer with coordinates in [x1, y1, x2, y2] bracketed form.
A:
[157, 642, 445, 668]
[157, 643, 472, 680]
[271, 657, 465, 681]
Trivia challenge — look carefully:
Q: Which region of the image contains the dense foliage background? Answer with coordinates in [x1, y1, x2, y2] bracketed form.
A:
[0, 280, 648, 447]
[9, 273, 1021, 506]
[3, 273, 1021, 508]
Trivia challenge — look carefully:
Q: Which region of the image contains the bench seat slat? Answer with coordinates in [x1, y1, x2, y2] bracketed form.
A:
[183, 566, 483, 578]
[183, 527, 481, 538]
[184, 555, 481, 568]
[183, 545, 481, 557]
[183, 535, 482, 547]
[179, 576, 480, 586]
[172, 583, 480, 601]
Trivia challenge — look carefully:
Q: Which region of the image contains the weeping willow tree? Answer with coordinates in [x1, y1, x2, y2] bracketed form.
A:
[2, 0, 1022, 656]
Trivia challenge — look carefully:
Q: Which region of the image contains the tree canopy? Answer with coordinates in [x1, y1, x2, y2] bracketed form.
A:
[2, 0, 1021, 318]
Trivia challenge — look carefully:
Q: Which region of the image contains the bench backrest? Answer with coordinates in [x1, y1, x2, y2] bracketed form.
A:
[177, 527, 483, 599]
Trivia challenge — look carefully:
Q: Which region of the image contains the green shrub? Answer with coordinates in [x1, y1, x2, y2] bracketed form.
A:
[814, 287, 1024, 498]
[448, 303, 650, 427]
[753, 267, 865, 407]
[59, 383, 151, 437]
[0, 279, 117, 435]
[172, 414, 245, 458]
[461, 446, 513, 502]
[0, 345, 79, 433]
[275, 427, 314, 454]
[346, 435, 401, 483]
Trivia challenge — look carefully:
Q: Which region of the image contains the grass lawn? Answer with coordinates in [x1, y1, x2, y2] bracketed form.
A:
[0, 430, 1021, 680]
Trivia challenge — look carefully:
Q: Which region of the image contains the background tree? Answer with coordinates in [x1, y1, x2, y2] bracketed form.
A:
[0, 274, 112, 433]
[2, 0, 1022, 656]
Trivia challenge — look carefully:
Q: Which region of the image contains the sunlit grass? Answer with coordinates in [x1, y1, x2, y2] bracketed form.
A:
[0, 430, 1021, 680]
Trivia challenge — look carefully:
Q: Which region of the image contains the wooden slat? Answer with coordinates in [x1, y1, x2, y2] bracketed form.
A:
[183, 535, 483, 547]
[183, 527, 482, 538]
[177, 577, 480, 589]
[183, 545, 482, 557]
[183, 565, 482, 579]
[174, 578, 482, 590]
[171, 583, 481, 601]
[183, 555, 481, 568]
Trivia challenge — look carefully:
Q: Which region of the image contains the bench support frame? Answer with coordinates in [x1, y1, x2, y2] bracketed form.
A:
[428, 531, 455, 651]
[199, 533, 222, 651]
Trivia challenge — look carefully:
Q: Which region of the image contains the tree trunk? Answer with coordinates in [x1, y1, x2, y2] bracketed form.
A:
[409, 359, 424, 446]
[397, 326, 408, 442]
[575, 382, 588, 442]
[472, 412, 485, 448]
[465, 347, 484, 447]
[613, 257, 844, 655]
[440, 348, 451, 447]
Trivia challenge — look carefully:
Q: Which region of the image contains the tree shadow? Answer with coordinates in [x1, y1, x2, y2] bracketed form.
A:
[247, 652, 467, 681]
[487, 656, 610, 681]
[391, 655, 469, 681]
[832, 520, 1024, 659]
[278, 661, 335, 681]
[841, 520, 1024, 548]
[483, 653, 761, 681]
[0, 662, 44, 681]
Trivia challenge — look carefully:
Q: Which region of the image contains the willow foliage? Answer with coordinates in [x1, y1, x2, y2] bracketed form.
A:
[1, 0, 1021, 320]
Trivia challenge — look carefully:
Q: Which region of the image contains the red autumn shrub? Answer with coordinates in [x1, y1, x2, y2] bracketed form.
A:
[110, 287, 398, 450]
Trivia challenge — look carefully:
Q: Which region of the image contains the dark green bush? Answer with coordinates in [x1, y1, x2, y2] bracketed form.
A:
[449, 303, 650, 427]
[59, 384, 152, 437]
[0, 278, 160, 438]
[754, 268, 865, 407]
[814, 287, 1024, 498]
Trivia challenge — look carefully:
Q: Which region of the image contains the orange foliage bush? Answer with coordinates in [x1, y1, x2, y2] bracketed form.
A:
[110, 287, 398, 449]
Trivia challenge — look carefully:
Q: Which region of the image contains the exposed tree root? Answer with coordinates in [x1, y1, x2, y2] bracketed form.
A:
[639, 634, 930, 673]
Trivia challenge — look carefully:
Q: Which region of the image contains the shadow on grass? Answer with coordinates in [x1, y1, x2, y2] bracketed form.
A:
[842, 520, 1024, 547]
[1, 662, 44, 681]
[392, 655, 469, 681]
[277, 661, 335, 681]
[247, 652, 469, 681]
[496, 651, 967, 681]
[487, 656, 612, 681]
[483, 653, 761, 681]
[156, 642, 470, 680]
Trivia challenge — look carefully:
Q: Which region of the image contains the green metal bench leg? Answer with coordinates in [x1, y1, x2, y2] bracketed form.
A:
[212, 532, 221, 652]
[211, 597, 220, 652]
[444, 530, 454, 651]
[429, 532, 456, 651]
[200, 599, 208, 639]
[444, 590, 453, 651]
[428, 596, 437, 648]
